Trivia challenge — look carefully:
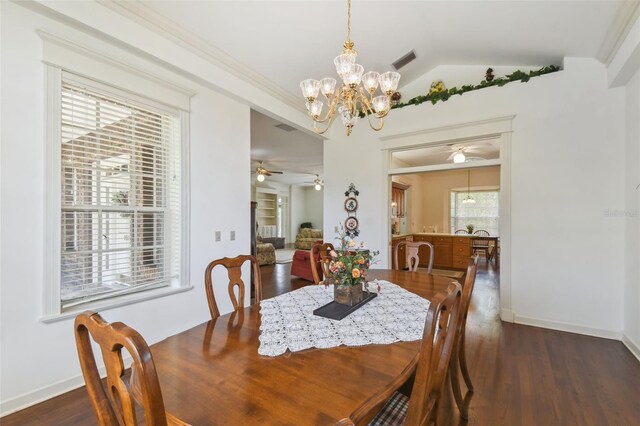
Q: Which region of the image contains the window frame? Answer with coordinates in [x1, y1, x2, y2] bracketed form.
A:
[450, 189, 500, 236]
[43, 66, 191, 322]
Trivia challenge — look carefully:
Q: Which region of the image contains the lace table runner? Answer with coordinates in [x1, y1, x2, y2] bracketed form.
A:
[258, 280, 430, 357]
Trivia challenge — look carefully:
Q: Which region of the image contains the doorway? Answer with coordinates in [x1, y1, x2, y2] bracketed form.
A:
[381, 116, 513, 322]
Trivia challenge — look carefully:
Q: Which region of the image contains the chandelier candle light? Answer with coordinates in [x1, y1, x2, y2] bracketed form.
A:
[299, 0, 400, 136]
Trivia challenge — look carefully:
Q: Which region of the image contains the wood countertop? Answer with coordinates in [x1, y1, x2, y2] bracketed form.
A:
[392, 232, 478, 239]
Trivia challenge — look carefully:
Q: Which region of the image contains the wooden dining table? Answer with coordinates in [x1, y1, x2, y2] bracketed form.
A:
[151, 269, 459, 425]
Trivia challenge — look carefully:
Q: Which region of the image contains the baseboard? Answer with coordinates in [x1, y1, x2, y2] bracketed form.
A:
[500, 308, 514, 322]
[0, 354, 132, 418]
[513, 314, 622, 340]
[0, 374, 86, 417]
[622, 333, 640, 362]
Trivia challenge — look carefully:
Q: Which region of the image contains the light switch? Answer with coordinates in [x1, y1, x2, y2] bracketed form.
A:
[215, 231, 221, 242]
[230, 230, 236, 241]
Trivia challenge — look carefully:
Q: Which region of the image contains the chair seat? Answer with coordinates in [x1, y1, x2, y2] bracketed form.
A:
[368, 391, 409, 426]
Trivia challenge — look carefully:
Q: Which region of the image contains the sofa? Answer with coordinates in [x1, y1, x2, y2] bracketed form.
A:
[261, 237, 285, 249]
[256, 236, 276, 266]
[294, 228, 323, 249]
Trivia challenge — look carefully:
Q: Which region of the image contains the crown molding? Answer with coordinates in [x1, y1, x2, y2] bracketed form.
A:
[597, 0, 640, 65]
[97, 0, 305, 113]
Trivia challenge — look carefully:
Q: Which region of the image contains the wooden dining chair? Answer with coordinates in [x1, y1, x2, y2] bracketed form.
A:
[472, 230, 491, 262]
[74, 311, 189, 426]
[394, 241, 435, 273]
[337, 281, 462, 426]
[449, 255, 480, 419]
[204, 254, 262, 320]
[454, 229, 468, 235]
[311, 242, 335, 284]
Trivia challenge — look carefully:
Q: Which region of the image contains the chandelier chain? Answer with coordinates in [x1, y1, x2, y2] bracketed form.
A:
[347, 0, 351, 43]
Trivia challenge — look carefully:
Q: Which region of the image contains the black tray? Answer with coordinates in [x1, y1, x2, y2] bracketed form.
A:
[313, 291, 377, 321]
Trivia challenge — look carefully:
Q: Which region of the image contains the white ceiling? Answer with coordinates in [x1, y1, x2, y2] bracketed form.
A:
[142, 0, 625, 100]
[133, 1, 626, 183]
[251, 110, 324, 184]
[392, 137, 501, 167]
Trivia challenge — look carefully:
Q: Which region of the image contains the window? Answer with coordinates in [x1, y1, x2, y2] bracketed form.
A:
[46, 71, 188, 316]
[450, 190, 500, 236]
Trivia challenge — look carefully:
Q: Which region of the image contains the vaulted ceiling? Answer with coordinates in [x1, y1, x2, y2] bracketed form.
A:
[130, 1, 631, 181]
[143, 0, 627, 100]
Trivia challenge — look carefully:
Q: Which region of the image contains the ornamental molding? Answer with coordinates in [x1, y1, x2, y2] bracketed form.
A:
[97, 0, 305, 112]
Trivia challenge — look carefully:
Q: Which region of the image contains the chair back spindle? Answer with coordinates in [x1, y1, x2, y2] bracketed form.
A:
[449, 255, 480, 419]
[74, 311, 168, 426]
[316, 243, 335, 284]
[204, 255, 262, 320]
[310, 242, 334, 284]
[394, 241, 435, 273]
[405, 281, 462, 425]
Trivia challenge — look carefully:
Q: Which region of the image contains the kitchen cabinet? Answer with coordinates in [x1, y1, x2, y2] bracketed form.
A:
[408, 234, 473, 269]
[433, 237, 453, 268]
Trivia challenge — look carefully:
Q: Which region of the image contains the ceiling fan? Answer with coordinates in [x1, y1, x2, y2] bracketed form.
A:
[303, 174, 324, 191]
[253, 161, 283, 182]
[446, 143, 489, 163]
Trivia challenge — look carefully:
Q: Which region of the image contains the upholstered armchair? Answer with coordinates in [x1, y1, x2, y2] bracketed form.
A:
[294, 228, 323, 249]
[256, 236, 276, 266]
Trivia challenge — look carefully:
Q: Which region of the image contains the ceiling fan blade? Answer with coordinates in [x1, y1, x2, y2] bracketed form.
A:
[464, 148, 484, 153]
[268, 170, 283, 174]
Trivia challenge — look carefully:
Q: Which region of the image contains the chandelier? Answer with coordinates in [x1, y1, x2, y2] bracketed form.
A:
[299, 0, 400, 136]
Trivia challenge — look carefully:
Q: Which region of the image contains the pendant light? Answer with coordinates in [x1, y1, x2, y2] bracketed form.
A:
[462, 169, 476, 204]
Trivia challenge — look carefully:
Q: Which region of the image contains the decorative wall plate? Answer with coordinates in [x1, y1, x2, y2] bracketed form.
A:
[344, 197, 358, 212]
[344, 217, 359, 232]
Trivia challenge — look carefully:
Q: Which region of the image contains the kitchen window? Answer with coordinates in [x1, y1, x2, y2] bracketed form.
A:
[450, 190, 499, 236]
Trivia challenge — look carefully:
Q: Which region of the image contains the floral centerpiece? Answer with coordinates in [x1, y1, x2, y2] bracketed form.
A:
[325, 227, 379, 306]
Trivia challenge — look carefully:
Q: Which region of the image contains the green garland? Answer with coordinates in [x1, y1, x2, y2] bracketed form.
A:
[359, 65, 560, 117]
[395, 65, 560, 108]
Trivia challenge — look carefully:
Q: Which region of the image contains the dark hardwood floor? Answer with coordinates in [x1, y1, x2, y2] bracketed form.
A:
[3, 260, 640, 425]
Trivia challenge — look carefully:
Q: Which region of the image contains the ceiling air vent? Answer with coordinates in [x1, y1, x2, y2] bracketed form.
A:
[392, 50, 417, 71]
[275, 123, 296, 132]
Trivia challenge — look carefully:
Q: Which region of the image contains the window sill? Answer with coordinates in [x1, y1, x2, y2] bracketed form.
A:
[40, 285, 194, 323]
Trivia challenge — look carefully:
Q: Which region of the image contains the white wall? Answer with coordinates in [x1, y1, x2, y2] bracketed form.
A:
[0, 1, 254, 414]
[624, 68, 640, 356]
[304, 187, 324, 230]
[290, 185, 305, 239]
[290, 186, 324, 235]
[325, 58, 626, 338]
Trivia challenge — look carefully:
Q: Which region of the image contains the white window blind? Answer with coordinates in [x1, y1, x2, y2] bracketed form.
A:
[450, 190, 500, 236]
[59, 74, 182, 310]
